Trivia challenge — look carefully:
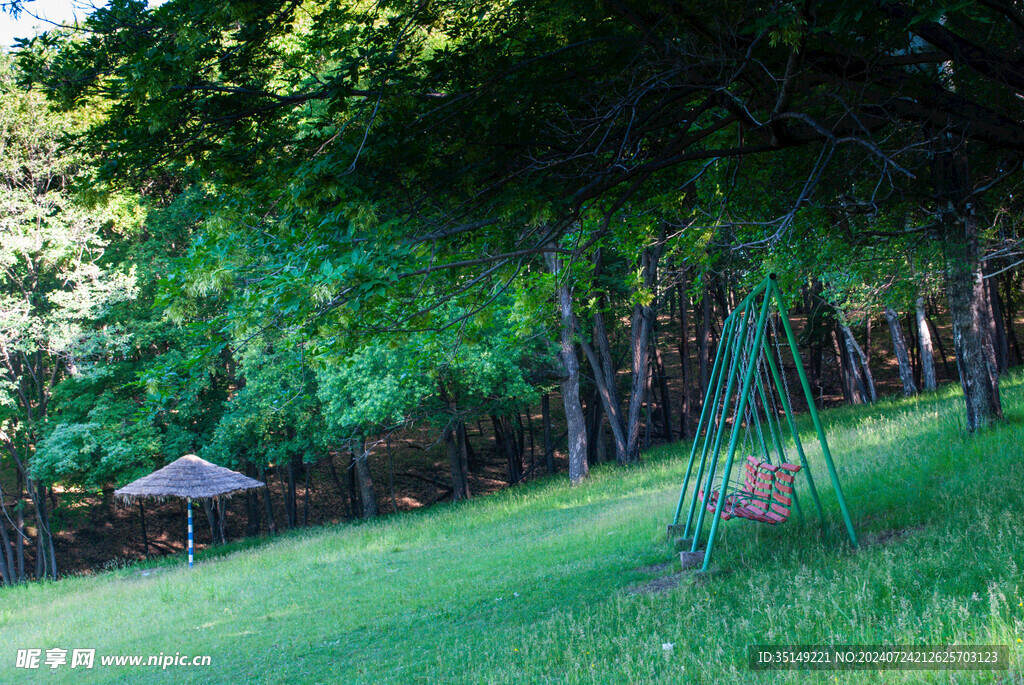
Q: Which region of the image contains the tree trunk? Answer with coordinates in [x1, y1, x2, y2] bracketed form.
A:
[884, 306, 918, 396]
[1002, 276, 1023, 364]
[578, 308, 628, 463]
[546, 251, 589, 484]
[850, 323, 877, 402]
[327, 453, 348, 503]
[260, 467, 276, 534]
[577, 250, 626, 462]
[807, 280, 828, 391]
[985, 268, 1010, 372]
[525, 406, 536, 467]
[837, 321, 874, 403]
[462, 427, 477, 471]
[945, 252, 1003, 430]
[654, 346, 673, 441]
[203, 499, 222, 546]
[492, 414, 522, 483]
[585, 387, 603, 466]
[16, 473, 25, 580]
[644, 378, 653, 450]
[915, 296, 937, 391]
[0, 524, 10, 585]
[843, 329, 867, 403]
[925, 310, 954, 381]
[865, 317, 872, 365]
[139, 501, 150, 557]
[457, 422, 470, 494]
[303, 465, 311, 527]
[388, 435, 399, 512]
[906, 312, 920, 387]
[347, 454, 360, 520]
[699, 284, 711, 396]
[832, 326, 859, 404]
[677, 280, 693, 439]
[34, 481, 56, 580]
[355, 440, 378, 517]
[446, 420, 471, 501]
[245, 460, 261, 536]
[935, 139, 1002, 432]
[595, 416, 609, 463]
[627, 299, 653, 461]
[625, 238, 665, 463]
[541, 393, 555, 475]
[0, 493, 15, 583]
[286, 457, 298, 528]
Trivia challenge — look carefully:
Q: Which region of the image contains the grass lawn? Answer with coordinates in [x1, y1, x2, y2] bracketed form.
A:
[2, 371, 1024, 683]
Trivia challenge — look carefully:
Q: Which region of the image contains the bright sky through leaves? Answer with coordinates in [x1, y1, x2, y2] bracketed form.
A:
[0, 0, 91, 50]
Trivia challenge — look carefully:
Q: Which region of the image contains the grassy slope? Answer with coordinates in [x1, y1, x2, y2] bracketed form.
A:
[2, 373, 1024, 684]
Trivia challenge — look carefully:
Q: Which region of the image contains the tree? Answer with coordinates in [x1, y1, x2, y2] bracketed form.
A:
[317, 302, 547, 504]
[0, 57, 138, 580]
[25, 0, 1024, 434]
[204, 333, 323, 530]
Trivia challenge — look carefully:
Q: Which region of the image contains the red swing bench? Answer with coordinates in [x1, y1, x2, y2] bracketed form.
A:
[698, 455, 801, 525]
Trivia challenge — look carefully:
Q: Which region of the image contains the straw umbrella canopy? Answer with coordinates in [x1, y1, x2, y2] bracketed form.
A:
[115, 454, 265, 567]
[115, 454, 265, 504]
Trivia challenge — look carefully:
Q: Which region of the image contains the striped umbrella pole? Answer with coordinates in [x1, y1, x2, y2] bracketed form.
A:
[187, 497, 194, 568]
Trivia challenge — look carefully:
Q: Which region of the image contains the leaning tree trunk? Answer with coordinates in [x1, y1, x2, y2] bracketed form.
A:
[33, 481, 57, 580]
[577, 306, 628, 463]
[984, 267, 1010, 373]
[576, 248, 628, 463]
[915, 296, 937, 391]
[831, 328, 854, 404]
[626, 292, 653, 462]
[884, 306, 918, 396]
[625, 236, 666, 463]
[936, 149, 1002, 432]
[945, 243, 1002, 430]
[836, 320, 874, 404]
[546, 251, 589, 484]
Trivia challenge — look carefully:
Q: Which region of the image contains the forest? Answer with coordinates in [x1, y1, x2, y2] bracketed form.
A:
[0, 0, 1023, 592]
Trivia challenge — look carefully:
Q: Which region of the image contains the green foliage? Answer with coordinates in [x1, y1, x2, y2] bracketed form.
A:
[0, 53, 141, 481]
[317, 343, 431, 441]
[204, 334, 323, 468]
[318, 301, 549, 443]
[32, 400, 161, 488]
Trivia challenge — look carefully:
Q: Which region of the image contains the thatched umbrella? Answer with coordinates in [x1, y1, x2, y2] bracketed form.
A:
[115, 454, 265, 568]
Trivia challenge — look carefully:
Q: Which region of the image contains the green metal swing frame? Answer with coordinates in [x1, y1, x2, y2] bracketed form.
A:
[669, 274, 857, 572]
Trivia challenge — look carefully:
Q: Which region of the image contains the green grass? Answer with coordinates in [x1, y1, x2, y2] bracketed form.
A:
[3, 373, 1024, 684]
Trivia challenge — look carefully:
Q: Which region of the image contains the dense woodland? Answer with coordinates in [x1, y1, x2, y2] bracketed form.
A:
[2, 0, 1024, 581]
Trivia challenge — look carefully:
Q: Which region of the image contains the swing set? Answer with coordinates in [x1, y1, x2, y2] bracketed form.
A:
[668, 274, 858, 572]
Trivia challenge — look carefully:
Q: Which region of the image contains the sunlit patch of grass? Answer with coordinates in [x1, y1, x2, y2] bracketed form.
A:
[1, 371, 1023, 682]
